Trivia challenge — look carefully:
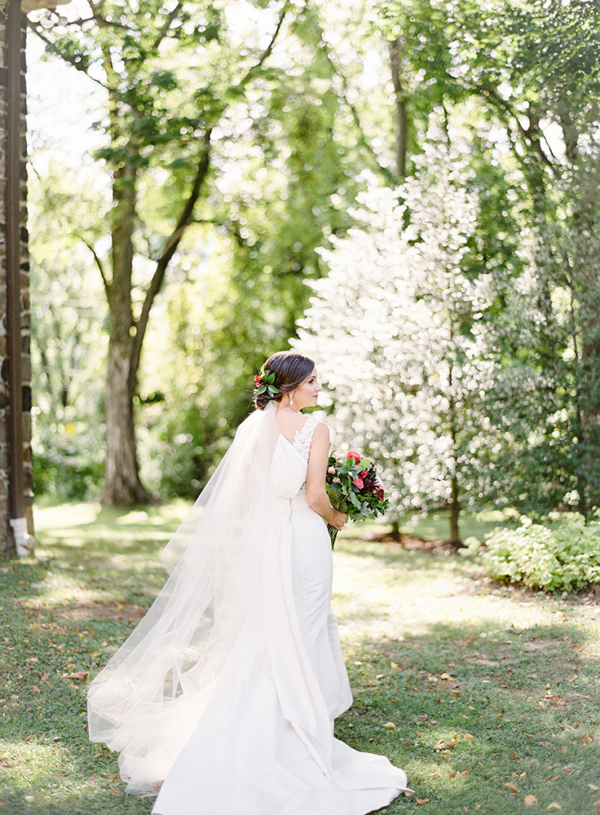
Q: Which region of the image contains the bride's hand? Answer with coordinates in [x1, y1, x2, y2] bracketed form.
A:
[331, 511, 348, 531]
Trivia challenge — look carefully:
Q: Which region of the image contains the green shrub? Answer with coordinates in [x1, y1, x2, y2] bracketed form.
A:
[481, 513, 600, 592]
[32, 424, 105, 502]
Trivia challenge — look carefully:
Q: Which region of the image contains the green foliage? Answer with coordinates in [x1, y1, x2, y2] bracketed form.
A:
[33, 426, 105, 502]
[482, 514, 600, 592]
[28, 0, 600, 514]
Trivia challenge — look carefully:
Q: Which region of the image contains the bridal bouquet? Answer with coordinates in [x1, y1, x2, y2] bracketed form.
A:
[325, 451, 390, 548]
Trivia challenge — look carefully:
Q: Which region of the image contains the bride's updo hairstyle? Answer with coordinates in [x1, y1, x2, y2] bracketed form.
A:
[255, 350, 315, 410]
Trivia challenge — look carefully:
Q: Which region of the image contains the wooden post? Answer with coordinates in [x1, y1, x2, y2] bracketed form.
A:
[5, 0, 27, 551]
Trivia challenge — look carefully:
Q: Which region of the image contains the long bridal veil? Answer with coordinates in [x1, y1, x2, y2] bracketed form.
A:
[88, 402, 291, 794]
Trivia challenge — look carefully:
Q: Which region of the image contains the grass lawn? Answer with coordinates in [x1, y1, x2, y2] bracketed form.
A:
[1, 502, 599, 814]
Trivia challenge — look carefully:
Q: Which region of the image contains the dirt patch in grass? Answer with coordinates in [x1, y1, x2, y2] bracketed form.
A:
[53, 600, 147, 623]
[359, 529, 460, 555]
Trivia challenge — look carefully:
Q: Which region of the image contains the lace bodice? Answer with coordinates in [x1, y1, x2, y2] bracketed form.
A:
[291, 414, 321, 462]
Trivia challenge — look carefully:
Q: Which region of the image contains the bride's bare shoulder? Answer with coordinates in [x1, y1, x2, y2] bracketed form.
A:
[275, 409, 306, 440]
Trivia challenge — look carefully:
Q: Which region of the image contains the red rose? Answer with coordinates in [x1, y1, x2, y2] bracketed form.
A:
[346, 451, 361, 463]
[353, 477, 364, 489]
[254, 375, 262, 385]
[359, 469, 368, 478]
[378, 488, 385, 500]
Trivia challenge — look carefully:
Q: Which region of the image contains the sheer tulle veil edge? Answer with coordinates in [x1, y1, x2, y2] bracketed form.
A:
[87, 402, 285, 794]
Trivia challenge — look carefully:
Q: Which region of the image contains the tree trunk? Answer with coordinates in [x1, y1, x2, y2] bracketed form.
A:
[390, 519, 403, 543]
[101, 152, 154, 507]
[102, 332, 154, 506]
[388, 38, 408, 180]
[448, 356, 462, 546]
[449, 474, 461, 545]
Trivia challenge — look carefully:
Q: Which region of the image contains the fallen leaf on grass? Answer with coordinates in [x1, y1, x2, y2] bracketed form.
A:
[547, 805, 561, 811]
[504, 783, 520, 793]
[93, 753, 103, 759]
[428, 771, 439, 778]
[551, 775, 561, 781]
[64, 671, 89, 680]
[433, 741, 445, 750]
[449, 772, 457, 779]
[110, 789, 120, 796]
[563, 769, 575, 776]
[524, 795, 538, 806]
[464, 733, 474, 740]
[589, 784, 600, 791]
[383, 722, 396, 730]
[416, 799, 430, 805]
[594, 801, 600, 808]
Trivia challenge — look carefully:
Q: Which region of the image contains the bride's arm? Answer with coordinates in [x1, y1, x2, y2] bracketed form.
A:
[305, 423, 348, 530]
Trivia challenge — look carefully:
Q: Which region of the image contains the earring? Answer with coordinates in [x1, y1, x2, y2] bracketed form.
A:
[289, 393, 294, 406]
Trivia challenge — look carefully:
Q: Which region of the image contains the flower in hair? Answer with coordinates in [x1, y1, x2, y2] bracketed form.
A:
[254, 367, 280, 398]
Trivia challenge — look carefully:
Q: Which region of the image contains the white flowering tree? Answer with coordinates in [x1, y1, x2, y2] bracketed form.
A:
[295, 150, 498, 543]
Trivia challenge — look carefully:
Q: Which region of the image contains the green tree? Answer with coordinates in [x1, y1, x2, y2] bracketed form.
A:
[31, 1, 302, 505]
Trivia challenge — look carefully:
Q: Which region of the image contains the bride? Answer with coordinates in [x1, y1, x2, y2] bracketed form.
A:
[87, 350, 409, 814]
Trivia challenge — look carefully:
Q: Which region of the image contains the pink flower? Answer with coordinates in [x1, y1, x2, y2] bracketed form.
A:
[353, 477, 364, 489]
[327, 467, 336, 474]
[333, 477, 341, 484]
[346, 451, 361, 463]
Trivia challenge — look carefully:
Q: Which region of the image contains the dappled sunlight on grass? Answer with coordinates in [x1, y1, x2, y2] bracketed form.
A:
[331, 534, 600, 813]
[333, 537, 581, 648]
[22, 571, 106, 610]
[2, 503, 600, 814]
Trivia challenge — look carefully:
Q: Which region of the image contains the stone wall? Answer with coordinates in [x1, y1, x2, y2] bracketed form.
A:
[0, 7, 34, 557]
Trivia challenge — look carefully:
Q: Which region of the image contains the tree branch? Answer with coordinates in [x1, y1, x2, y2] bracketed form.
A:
[388, 38, 408, 179]
[152, 1, 184, 51]
[79, 237, 111, 299]
[130, 129, 213, 378]
[26, 22, 108, 88]
[235, 2, 289, 91]
[472, 83, 554, 170]
[304, 9, 396, 185]
[61, 14, 132, 31]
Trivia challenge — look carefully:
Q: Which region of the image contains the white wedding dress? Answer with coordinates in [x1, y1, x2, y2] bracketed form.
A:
[88, 406, 408, 814]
